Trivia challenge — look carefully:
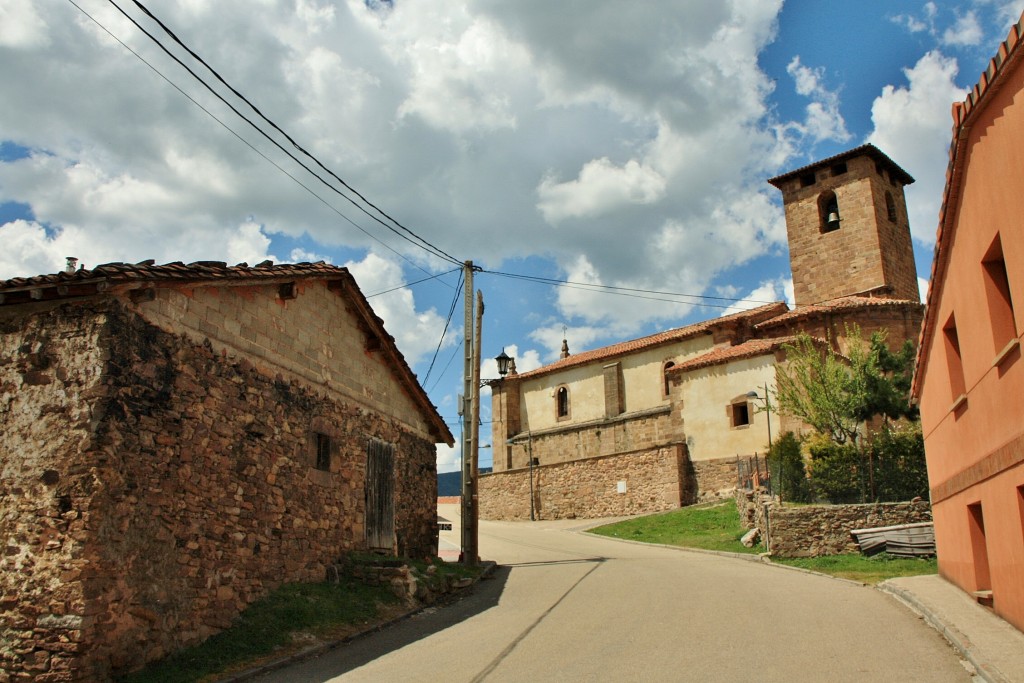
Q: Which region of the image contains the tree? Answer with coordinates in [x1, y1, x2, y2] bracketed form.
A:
[772, 332, 868, 445]
[858, 332, 919, 424]
[773, 326, 924, 502]
[767, 431, 810, 503]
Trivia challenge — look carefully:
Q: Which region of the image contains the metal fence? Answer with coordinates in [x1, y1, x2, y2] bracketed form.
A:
[735, 454, 772, 496]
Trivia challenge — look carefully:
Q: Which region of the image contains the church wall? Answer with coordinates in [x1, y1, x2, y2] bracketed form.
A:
[674, 354, 781, 463]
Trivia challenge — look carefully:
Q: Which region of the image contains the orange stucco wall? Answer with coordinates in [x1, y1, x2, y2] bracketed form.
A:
[917, 54, 1024, 632]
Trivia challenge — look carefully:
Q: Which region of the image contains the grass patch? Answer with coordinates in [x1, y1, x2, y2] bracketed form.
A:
[771, 554, 937, 584]
[588, 502, 761, 554]
[588, 503, 938, 584]
[121, 558, 478, 683]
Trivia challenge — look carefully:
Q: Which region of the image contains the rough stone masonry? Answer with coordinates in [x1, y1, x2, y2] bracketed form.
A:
[0, 297, 438, 681]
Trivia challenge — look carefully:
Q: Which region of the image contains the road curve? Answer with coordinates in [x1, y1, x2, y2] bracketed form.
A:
[251, 514, 972, 682]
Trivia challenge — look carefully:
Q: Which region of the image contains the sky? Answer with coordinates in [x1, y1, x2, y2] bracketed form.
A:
[2, 0, 1022, 472]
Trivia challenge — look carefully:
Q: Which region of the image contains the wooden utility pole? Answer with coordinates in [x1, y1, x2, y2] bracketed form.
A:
[471, 290, 483, 561]
[460, 261, 478, 566]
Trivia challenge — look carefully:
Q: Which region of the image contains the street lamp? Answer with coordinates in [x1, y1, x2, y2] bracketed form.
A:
[495, 349, 512, 378]
[746, 383, 777, 502]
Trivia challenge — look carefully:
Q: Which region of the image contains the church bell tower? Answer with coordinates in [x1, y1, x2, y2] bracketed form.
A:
[768, 144, 920, 307]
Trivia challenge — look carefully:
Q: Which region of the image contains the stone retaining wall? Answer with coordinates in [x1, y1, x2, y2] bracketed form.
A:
[480, 445, 687, 520]
[735, 491, 932, 557]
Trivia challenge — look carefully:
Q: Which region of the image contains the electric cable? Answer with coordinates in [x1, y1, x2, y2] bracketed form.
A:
[421, 268, 464, 387]
[66, 0, 444, 277]
[100, 0, 462, 267]
[127, 0, 461, 267]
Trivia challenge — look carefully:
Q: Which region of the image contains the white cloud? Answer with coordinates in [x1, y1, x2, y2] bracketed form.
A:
[0, 0, 49, 49]
[344, 252, 453, 367]
[942, 11, 984, 46]
[785, 57, 851, 144]
[918, 277, 930, 303]
[867, 51, 968, 245]
[719, 277, 792, 317]
[227, 221, 278, 265]
[537, 158, 667, 223]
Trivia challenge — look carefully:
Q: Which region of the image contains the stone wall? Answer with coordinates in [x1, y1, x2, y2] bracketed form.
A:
[690, 457, 742, 503]
[0, 300, 437, 680]
[496, 407, 676, 471]
[136, 280, 435, 440]
[480, 445, 687, 521]
[734, 491, 932, 557]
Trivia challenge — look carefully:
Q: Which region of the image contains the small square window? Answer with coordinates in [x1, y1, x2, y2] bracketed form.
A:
[731, 402, 750, 427]
[799, 173, 816, 188]
[315, 432, 331, 471]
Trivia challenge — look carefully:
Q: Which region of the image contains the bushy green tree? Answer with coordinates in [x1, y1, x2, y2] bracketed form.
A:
[767, 431, 810, 503]
[870, 425, 928, 501]
[805, 435, 865, 504]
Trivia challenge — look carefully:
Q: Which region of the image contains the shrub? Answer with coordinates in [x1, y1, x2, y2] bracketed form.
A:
[767, 431, 810, 503]
[805, 435, 864, 503]
[870, 425, 928, 501]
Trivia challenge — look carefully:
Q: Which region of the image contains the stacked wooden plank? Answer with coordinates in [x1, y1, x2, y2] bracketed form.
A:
[850, 522, 935, 558]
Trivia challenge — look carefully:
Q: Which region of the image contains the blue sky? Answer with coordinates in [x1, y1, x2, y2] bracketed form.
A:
[2, 0, 1021, 471]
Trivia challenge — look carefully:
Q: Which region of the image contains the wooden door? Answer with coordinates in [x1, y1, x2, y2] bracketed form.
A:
[365, 439, 395, 552]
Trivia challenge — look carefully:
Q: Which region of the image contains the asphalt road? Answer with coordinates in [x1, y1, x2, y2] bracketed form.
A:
[250, 513, 973, 682]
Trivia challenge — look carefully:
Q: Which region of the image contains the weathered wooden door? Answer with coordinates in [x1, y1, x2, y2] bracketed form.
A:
[365, 439, 395, 552]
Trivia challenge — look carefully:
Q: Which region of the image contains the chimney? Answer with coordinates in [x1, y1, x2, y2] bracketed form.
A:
[65, 257, 78, 274]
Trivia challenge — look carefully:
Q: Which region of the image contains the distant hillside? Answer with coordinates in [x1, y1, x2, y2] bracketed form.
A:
[438, 468, 491, 497]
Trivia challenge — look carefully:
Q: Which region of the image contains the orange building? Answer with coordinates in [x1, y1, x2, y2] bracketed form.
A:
[912, 13, 1024, 632]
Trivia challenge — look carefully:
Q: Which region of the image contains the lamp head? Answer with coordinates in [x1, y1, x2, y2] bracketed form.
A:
[495, 349, 512, 377]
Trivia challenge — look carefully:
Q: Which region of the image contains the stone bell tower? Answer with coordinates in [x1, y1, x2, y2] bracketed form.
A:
[768, 144, 920, 306]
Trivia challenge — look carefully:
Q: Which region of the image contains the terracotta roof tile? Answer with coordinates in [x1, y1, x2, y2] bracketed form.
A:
[755, 296, 922, 330]
[767, 143, 914, 187]
[671, 335, 833, 373]
[0, 259, 351, 293]
[513, 301, 789, 380]
[0, 259, 453, 444]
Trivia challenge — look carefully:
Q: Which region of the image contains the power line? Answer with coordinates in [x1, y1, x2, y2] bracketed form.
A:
[126, 0, 461, 268]
[363, 267, 461, 298]
[482, 269, 780, 311]
[67, 0, 444, 276]
[100, 0, 462, 267]
[422, 268, 464, 387]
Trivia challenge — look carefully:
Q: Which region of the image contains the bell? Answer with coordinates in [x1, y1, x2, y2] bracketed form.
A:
[826, 212, 841, 230]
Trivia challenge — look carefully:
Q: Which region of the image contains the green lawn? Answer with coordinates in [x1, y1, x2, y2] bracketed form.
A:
[587, 502, 937, 584]
[772, 554, 937, 584]
[587, 502, 762, 553]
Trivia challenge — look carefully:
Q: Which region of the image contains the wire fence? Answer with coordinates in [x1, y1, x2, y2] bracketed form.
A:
[735, 454, 772, 497]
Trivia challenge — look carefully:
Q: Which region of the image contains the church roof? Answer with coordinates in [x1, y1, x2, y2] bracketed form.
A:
[755, 296, 923, 331]
[513, 301, 789, 380]
[767, 143, 915, 187]
[668, 336, 801, 373]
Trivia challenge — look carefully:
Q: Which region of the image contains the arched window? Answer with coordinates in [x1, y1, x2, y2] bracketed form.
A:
[662, 361, 676, 398]
[818, 191, 840, 233]
[885, 191, 897, 222]
[556, 386, 570, 419]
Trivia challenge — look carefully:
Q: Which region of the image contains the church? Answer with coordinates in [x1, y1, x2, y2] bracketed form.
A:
[481, 144, 924, 520]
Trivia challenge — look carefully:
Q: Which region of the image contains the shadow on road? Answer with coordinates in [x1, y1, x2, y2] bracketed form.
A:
[249, 565, 513, 682]
[501, 557, 609, 568]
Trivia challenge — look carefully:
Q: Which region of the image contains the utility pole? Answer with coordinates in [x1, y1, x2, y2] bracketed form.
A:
[460, 261, 478, 566]
[471, 290, 483, 562]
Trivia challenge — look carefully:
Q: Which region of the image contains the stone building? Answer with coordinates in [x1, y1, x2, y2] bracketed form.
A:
[0, 259, 452, 680]
[483, 145, 924, 521]
[912, 12, 1024, 634]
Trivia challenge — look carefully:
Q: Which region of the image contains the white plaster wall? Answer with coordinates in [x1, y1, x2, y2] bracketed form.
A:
[519, 336, 716, 431]
[677, 355, 780, 462]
